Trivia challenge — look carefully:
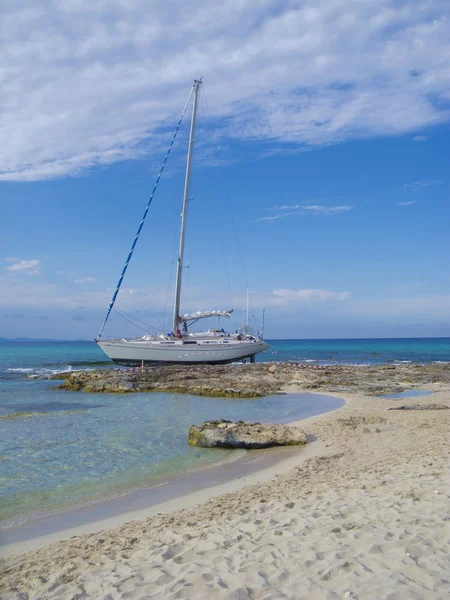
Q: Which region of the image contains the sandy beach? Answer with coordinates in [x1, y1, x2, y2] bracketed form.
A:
[1, 379, 449, 599]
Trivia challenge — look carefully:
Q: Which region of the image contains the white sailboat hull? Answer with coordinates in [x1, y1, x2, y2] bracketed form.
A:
[96, 338, 269, 365]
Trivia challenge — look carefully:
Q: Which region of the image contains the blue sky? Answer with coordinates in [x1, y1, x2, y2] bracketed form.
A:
[1, 0, 449, 340]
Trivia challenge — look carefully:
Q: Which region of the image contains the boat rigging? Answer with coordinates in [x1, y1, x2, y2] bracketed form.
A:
[95, 79, 269, 365]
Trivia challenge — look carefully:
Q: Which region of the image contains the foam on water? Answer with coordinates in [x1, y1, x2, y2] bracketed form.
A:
[7, 365, 73, 376]
[6, 365, 97, 377]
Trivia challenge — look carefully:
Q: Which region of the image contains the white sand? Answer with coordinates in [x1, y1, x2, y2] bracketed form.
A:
[1, 385, 449, 599]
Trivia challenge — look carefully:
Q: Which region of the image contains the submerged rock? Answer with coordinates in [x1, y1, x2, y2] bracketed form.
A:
[188, 419, 307, 449]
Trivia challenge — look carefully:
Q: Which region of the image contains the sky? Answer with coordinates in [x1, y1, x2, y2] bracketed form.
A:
[1, 0, 450, 340]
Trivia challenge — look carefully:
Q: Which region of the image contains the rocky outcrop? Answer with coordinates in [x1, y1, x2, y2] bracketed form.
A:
[56, 368, 270, 397]
[52, 363, 450, 398]
[188, 419, 307, 449]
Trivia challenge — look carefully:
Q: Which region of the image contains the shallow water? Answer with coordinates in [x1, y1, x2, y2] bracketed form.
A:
[380, 389, 434, 399]
[0, 376, 341, 527]
[1, 337, 447, 529]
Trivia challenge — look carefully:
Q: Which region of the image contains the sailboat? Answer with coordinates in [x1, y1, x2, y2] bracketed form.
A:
[95, 79, 269, 365]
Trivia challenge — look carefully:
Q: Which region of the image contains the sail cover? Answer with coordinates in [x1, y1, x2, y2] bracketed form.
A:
[180, 310, 233, 321]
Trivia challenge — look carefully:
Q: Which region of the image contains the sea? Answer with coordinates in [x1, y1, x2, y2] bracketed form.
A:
[1, 338, 449, 532]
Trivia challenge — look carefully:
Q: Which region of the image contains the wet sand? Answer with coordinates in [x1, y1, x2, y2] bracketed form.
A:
[1, 439, 328, 554]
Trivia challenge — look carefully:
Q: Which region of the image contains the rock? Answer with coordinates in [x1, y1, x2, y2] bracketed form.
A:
[54, 363, 450, 398]
[188, 419, 307, 449]
[388, 404, 449, 411]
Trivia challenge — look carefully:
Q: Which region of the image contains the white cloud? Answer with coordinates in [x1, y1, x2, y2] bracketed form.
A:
[0, 276, 352, 315]
[301, 205, 352, 215]
[267, 288, 351, 306]
[344, 294, 450, 319]
[5, 259, 41, 275]
[258, 204, 352, 220]
[1, 1, 450, 181]
[73, 277, 97, 283]
[257, 213, 294, 222]
[266, 205, 301, 211]
[0, 280, 229, 312]
[412, 135, 430, 141]
[0, 280, 110, 310]
[397, 201, 416, 206]
[1, 278, 449, 338]
[401, 180, 442, 191]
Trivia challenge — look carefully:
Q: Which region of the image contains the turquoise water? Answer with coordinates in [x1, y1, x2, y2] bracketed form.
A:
[1, 338, 447, 528]
[1, 338, 449, 377]
[380, 390, 434, 399]
[265, 337, 450, 365]
[0, 340, 111, 377]
[1, 385, 340, 526]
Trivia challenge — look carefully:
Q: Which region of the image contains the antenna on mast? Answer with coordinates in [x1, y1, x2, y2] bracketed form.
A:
[246, 289, 249, 332]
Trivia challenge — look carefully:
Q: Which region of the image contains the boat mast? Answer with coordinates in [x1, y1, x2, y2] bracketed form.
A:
[172, 79, 201, 334]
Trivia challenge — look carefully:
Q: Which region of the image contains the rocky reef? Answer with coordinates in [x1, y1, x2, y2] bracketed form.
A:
[188, 419, 307, 449]
[54, 362, 450, 398]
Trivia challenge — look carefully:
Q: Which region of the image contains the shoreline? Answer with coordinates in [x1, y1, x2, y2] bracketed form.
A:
[0, 439, 329, 558]
[1, 377, 449, 598]
[0, 392, 344, 555]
